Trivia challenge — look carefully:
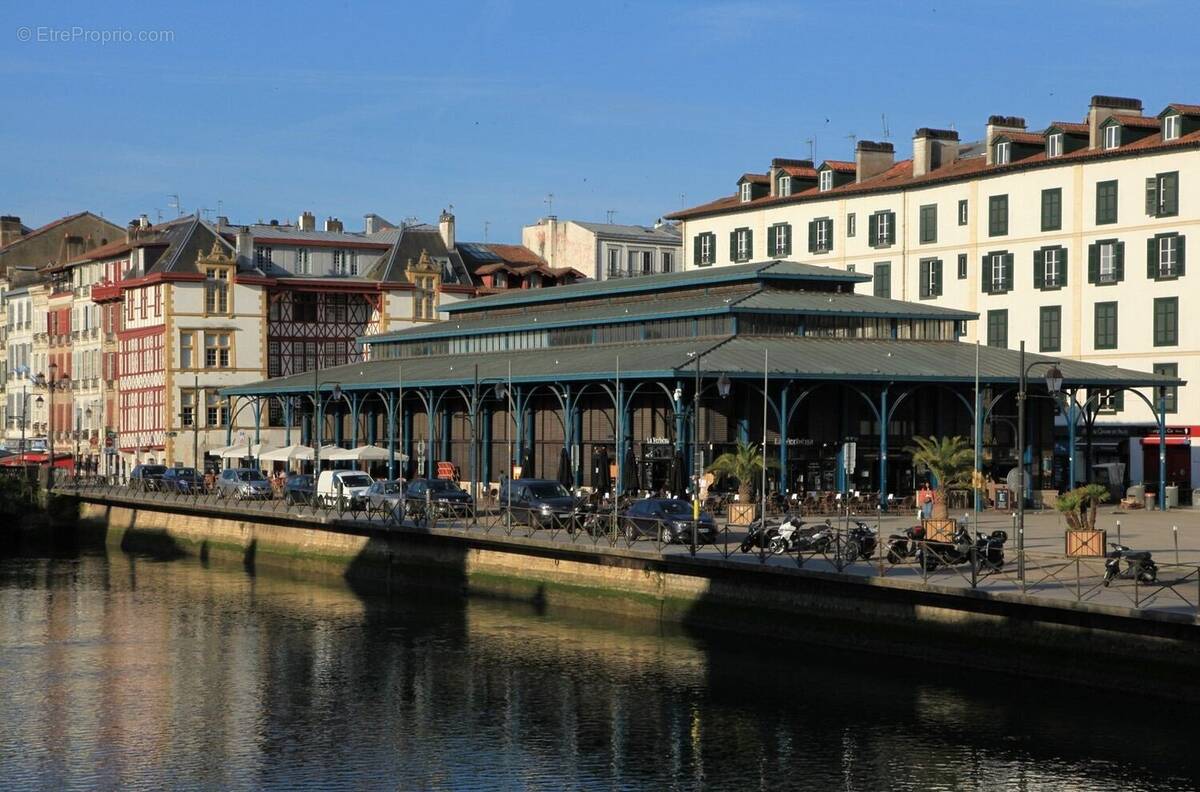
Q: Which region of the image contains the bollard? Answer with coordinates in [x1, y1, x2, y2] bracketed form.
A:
[1174, 525, 1179, 565]
[1116, 519, 1121, 547]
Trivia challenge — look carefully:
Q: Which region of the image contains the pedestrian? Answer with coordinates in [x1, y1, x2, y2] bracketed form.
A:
[919, 482, 934, 520]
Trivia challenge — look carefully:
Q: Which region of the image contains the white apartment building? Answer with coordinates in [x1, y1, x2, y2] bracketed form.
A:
[522, 217, 682, 280]
[669, 95, 1200, 497]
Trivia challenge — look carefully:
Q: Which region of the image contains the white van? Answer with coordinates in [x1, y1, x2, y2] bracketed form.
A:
[316, 470, 374, 508]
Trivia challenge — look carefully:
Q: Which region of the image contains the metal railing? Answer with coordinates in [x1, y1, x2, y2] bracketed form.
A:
[51, 473, 1200, 620]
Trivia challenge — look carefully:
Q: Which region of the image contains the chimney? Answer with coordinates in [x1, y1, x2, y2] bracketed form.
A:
[298, 211, 316, 231]
[324, 217, 343, 234]
[855, 140, 894, 183]
[543, 215, 558, 267]
[125, 219, 138, 244]
[1087, 95, 1143, 149]
[0, 215, 23, 248]
[364, 213, 382, 235]
[216, 215, 229, 228]
[911, 129, 960, 178]
[438, 209, 455, 249]
[985, 116, 1026, 164]
[138, 214, 150, 229]
[235, 226, 253, 269]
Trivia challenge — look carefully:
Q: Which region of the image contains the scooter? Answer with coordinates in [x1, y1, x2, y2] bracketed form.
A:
[739, 515, 784, 553]
[1103, 543, 1158, 586]
[768, 518, 836, 555]
[840, 520, 878, 562]
[886, 524, 926, 564]
[916, 526, 1007, 572]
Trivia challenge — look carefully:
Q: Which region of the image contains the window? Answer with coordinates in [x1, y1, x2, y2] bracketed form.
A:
[846, 213, 856, 237]
[1094, 302, 1118, 350]
[206, 391, 226, 427]
[180, 331, 193, 369]
[819, 170, 833, 192]
[769, 223, 792, 257]
[869, 211, 895, 248]
[1103, 124, 1120, 150]
[1150, 233, 1184, 279]
[1099, 243, 1115, 279]
[731, 228, 753, 262]
[1041, 188, 1062, 231]
[413, 275, 437, 320]
[1047, 133, 1063, 158]
[1095, 389, 1123, 414]
[994, 141, 1011, 165]
[180, 390, 195, 427]
[986, 309, 1008, 348]
[740, 183, 752, 202]
[254, 246, 273, 267]
[1039, 306, 1061, 352]
[958, 199, 968, 226]
[1089, 239, 1124, 284]
[1163, 114, 1181, 141]
[204, 267, 229, 314]
[204, 332, 230, 368]
[988, 195, 1008, 236]
[1153, 363, 1178, 413]
[809, 218, 832, 253]
[1034, 246, 1067, 290]
[1096, 180, 1118, 224]
[846, 263, 855, 273]
[777, 175, 791, 197]
[294, 248, 311, 275]
[873, 262, 891, 298]
[957, 253, 967, 280]
[660, 251, 674, 273]
[919, 204, 937, 244]
[1153, 297, 1178, 346]
[1145, 171, 1179, 217]
[639, 250, 653, 275]
[607, 247, 620, 277]
[695, 233, 715, 266]
[918, 259, 942, 299]
[983, 251, 1013, 294]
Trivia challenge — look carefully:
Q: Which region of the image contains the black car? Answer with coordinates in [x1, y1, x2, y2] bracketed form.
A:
[129, 464, 168, 492]
[498, 479, 579, 528]
[621, 498, 716, 544]
[160, 467, 203, 493]
[406, 478, 473, 516]
[282, 474, 315, 505]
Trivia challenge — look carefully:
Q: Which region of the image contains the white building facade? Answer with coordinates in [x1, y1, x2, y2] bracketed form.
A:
[522, 217, 682, 281]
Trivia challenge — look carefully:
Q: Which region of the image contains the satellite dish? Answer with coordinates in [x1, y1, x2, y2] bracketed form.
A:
[1005, 467, 1030, 493]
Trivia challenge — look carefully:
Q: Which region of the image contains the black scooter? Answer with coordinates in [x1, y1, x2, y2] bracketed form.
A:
[916, 526, 1007, 572]
[1103, 543, 1158, 586]
[886, 524, 926, 564]
[840, 520, 878, 562]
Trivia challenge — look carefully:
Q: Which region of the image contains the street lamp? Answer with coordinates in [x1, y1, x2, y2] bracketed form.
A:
[685, 352, 732, 554]
[312, 378, 343, 475]
[1016, 340, 1063, 581]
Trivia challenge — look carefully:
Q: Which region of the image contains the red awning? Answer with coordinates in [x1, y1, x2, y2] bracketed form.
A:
[0, 453, 74, 467]
[1141, 436, 1190, 446]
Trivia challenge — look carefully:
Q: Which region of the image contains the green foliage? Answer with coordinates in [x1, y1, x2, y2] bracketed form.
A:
[905, 435, 973, 518]
[1055, 484, 1110, 531]
[707, 440, 778, 501]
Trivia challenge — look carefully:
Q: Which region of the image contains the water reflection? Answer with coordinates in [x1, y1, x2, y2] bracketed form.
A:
[0, 542, 1195, 791]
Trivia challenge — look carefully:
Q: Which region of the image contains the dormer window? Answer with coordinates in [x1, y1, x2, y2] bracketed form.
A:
[777, 175, 791, 197]
[740, 183, 752, 202]
[818, 170, 833, 192]
[994, 141, 1011, 165]
[1103, 124, 1120, 150]
[1047, 133, 1063, 158]
[1164, 114, 1181, 141]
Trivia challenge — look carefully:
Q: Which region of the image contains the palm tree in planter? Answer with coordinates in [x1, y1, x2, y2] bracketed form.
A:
[708, 440, 778, 525]
[1056, 484, 1110, 556]
[905, 435, 973, 521]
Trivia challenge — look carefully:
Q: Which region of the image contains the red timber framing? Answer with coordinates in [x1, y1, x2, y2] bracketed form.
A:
[116, 324, 165, 453]
[265, 287, 382, 378]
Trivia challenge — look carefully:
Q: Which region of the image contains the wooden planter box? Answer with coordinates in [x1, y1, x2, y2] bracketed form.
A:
[921, 518, 957, 543]
[728, 502, 757, 526]
[1065, 528, 1106, 557]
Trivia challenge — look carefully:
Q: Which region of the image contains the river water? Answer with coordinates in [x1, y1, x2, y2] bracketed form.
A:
[0, 537, 1195, 791]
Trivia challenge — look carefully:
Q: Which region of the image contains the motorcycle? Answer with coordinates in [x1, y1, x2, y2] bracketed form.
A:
[768, 518, 837, 555]
[1103, 543, 1158, 586]
[886, 524, 926, 564]
[740, 515, 786, 553]
[839, 520, 878, 562]
[916, 526, 1007, 572]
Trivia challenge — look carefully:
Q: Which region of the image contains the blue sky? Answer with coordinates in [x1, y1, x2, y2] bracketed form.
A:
[2, 0, 1197, 242]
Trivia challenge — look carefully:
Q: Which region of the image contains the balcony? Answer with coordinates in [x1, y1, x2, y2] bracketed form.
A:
[90, 282, 122, 303]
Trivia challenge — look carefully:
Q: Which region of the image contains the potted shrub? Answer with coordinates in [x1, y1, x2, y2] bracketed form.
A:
[906, 435, 973, 541]
[707, 440, 777, 526]
[1057, 484, 1109, 556]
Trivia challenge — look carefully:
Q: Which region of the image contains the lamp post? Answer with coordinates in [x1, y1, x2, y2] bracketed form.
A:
[494, 361, 515, 532]
[1016, 340, 1063, 581]
[312, 377, 342, 475]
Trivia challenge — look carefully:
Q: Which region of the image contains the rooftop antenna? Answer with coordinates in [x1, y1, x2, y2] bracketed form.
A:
[217, 199, 223, 216]
[200, 207, 214, 220]
[483, 220, 490, 241]
[167, 194, 181, 217]
[544, 193, 555, 216]
[154, 209, 163, 223]
[804, 138, 815, 161]
[881, 114, 891, 140]
[605, 209, 617, 224]
[680, 193, 686, 208]
[845, 133, 857, 153]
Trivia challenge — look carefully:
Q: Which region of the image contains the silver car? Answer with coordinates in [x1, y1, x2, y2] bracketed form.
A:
[365, 479, 405, 514]
[215, 468, 273, 500]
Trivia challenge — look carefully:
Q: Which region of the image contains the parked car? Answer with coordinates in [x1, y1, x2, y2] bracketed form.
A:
[365, 479, 405, 513]
[160, 467, 203, 493]
[621, 498, 716, 544]
[406, 478, 473, 515]
[498, 479, 580, 528]
[282, 474, 315, 505]
[129, 464, 168, 492]
[214, 468, 273, 500]
[315, 470, 374, 509]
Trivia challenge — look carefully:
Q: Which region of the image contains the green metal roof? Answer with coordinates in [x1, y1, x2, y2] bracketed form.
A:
[441, 259, 870, 315]
[224, 336, 1179, 397]
[734, 290, 976, 320]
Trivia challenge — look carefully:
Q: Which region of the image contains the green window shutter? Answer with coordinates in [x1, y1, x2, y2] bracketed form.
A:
[767, 227, 777, 257]
[1060, 247, 1069, 287]
[729, 231, 737, 262]
[746, 229, 753, 260]
[1147, 237, 1158, 279]
[1003, 253, 1014, 291]
[782, 224, 791, 256]
[1178, 234, 1186, 276]
[934, 259, 943, 295]
[1115, 241, 1125, 281]
[826, 220, 834, 252]
[1033, 249, 1045, 289]
[1088, 243, 1099, 284]
[887, 212, 896, 244]
[1163, 172, 1179, 215]
[693, 235, 701, 265]
[867, 214, 878, 248]
[1146, 177, 1158, 216]
[808, 220, 817, 253]
[981, 255, 990, 294]
[919, 260, 929, 298]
